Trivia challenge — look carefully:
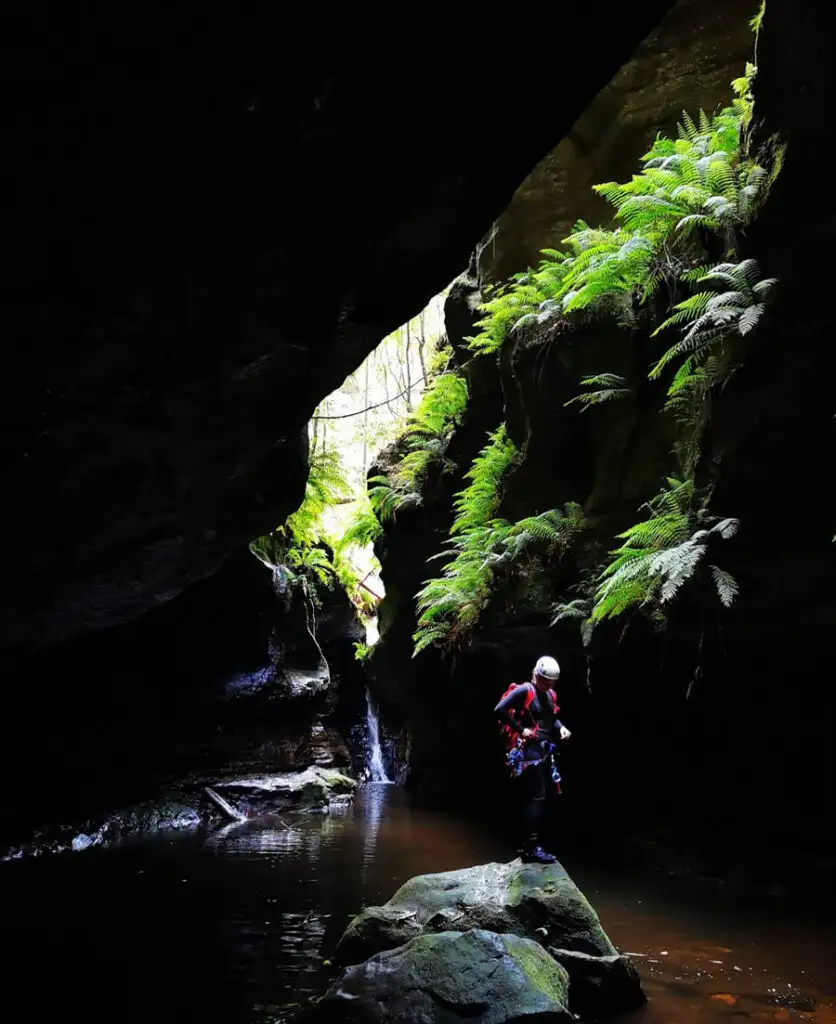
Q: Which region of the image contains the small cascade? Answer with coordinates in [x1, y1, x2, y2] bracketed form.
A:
[364, 688, 391, 783]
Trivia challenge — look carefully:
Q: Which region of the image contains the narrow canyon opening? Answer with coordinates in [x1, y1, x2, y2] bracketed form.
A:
[3, 2, 836, 1023]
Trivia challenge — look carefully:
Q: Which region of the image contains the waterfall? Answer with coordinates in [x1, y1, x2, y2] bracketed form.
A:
[365, 688, 391, 783]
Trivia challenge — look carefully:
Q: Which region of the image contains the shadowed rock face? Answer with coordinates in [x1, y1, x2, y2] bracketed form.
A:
[2, 5, 675, 656]
[479, 0, 756, 283]
[367, 0, 836, 882]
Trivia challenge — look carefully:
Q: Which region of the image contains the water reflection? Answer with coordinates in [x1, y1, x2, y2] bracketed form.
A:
[361, 782, 389, 883]
[206, 819, 322, 860]
[3, 786, 835, 1024]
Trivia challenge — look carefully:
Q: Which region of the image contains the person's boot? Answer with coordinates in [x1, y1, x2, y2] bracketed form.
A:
[519, 837, 557, 864]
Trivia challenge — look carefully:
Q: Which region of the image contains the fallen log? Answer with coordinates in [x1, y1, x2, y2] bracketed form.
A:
[204, 786, 246, 822]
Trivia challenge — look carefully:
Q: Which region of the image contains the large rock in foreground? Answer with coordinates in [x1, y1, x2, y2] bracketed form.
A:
[306, 929, 572, 1024]
[334, 859, 644, 1017]
[336, 858, 615, 964]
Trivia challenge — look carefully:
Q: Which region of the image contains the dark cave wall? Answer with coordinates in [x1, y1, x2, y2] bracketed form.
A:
[2, 3, 676, 657]
[479, 0, 757, 283]
[369, 0, 836, 874]
[0, 550, 367, 844]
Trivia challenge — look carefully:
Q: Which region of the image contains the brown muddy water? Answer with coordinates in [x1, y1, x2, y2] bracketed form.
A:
[3, 783, 834, 1023]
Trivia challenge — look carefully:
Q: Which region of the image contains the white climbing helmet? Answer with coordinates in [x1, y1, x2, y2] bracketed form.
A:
[534, 655, 560, 681]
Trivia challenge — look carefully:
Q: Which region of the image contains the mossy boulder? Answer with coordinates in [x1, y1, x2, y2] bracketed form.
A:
[215, 766, 356, 811]
[335, 858, 615, 965]
[548, 946, 644, 1016]
[334, 858, 645, 1017]
[305, 928, 572, 1023]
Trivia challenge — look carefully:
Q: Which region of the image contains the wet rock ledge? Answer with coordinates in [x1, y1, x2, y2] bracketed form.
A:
[304, 859, 644, 1023]
[2, 766, 356, 862]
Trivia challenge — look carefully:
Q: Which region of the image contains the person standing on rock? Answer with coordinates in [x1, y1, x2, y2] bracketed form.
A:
[494, 655, 571, 864]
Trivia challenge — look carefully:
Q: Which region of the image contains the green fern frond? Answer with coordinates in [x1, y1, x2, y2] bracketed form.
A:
[650, 258, 776, 390]
[591, 475, 740, 627]
[710, 565, 740, 607]
[338, 504, 383, 551]
[565, 372, 631, 411]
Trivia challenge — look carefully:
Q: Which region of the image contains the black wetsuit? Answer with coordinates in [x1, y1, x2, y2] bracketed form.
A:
[494, 683, 565, 849]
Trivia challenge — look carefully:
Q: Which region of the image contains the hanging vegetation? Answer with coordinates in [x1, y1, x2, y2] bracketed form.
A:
[412, 427, 587, 654]
[406, 62, 780, 656]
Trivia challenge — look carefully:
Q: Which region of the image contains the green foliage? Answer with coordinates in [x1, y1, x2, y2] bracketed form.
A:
[565, 373, 631, 411]
[650, 258, 776, 395]
[591, 478, 739, 625]
[250, 445, 349, 606]
[413, 426, 591, 654]
[287, 545, 335, 589]
[367, 475, 407, 521]
[338, 472, 418, 558]
[556, 226, 657, 323]
[339, 500, 383, 551]
[338, 361, 469, 597]
[499, 503, 587, 563]
[413, 426, 517, 654]
[467, 274, 550, 355]
[550, 596, 596, 647]
[332, 547, 378, 618]
[467, 80, 769, 358]
[391, 367, 468, 491]
[409, 71, 774, 654]
[413, 499, 588, 656]
[404, 367, 469, 444]
[249, 445, 348, 570]
[596, 112, 765, 245]
[353, 641, 373, 662]
[284, 446, 350, 548]
[449, 426, 519, 535]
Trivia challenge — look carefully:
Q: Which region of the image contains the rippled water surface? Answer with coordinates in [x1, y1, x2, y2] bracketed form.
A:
[4, 784, 835, 1023]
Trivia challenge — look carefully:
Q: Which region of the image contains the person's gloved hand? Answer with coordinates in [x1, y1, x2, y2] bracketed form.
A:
[559, 725, 572, 740]
[522, 728, 536, 740]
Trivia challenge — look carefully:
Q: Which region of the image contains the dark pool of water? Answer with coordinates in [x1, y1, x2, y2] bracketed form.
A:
[3, 783, 835, 1023]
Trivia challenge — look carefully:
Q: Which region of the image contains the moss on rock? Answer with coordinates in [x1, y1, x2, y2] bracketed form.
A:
[335, 858, 615, 967]
[216, 766, 356, 811]
[303, 928, 572, 1023]
[331, 859, 646, 1018]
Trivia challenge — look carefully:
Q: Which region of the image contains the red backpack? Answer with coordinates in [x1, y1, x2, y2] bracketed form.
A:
[498, 682, 559, 752]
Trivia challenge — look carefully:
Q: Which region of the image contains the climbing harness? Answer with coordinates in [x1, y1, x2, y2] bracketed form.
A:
[499, 682, 563, 793]
[506, 738, 562, 792]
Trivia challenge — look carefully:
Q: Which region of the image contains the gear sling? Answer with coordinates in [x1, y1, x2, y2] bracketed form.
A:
[498, 682, 562, 792]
